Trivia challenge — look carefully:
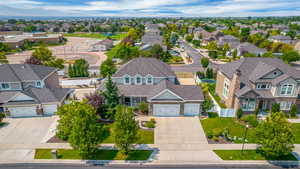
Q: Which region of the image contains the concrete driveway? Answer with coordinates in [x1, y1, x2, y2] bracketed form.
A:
[0, 116, 56, 144]
[155, 117, 208, 145]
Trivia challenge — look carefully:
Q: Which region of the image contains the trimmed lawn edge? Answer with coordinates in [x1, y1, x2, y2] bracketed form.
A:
[214, 150, 298, 161]
[35, 149, 153, 161]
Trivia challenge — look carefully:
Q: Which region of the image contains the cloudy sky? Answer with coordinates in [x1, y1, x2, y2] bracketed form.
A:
[1, 0, 300, 17]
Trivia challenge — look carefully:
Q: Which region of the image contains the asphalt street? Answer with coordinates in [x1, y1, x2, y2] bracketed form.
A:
[0, 164, 295, 169]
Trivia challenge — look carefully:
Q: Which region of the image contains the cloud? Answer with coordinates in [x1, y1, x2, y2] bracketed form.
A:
[0, 0, 299, 17]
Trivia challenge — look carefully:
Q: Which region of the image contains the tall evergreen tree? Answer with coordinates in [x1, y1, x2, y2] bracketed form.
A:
[102, 76, 119, 118]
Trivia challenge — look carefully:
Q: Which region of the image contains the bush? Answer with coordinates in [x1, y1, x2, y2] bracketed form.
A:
[138, 102, 149, 114]
[207, 131, 213, 139]
[201, 58, 209, 68]
[236, 109, 244, 119]
[145, 119, 156, 128]
[271, 103, 280, 113]
[208, 112, 219, 118]
[0, 113, 5, 122]
[241, 114, 258, 127]
[290, 104, 298, 118]
[212, 136, 219, 142]
[212, 128, 223, 137]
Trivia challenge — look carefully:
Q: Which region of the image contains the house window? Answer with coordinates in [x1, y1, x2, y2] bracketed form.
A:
[280, 84, 293, 95]
[241, 98, 256, 111]
[36, 81, 42, 87]
[146, 75, 153, 85]
[223, 79, 230, 98]
[256, 83, 270, 89]
[123, 75, 131, 85]
[1, 83, 10, 89]
[279, 101, 292, 110]
[135, 75, 142, 85]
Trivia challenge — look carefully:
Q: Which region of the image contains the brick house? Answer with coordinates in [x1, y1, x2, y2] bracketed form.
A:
[215, 58, 300, 114]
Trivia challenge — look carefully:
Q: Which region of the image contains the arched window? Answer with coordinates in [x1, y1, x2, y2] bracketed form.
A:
[146, 75, 153, 85]
[135, 74, 143, 85]
[123, 75, 131, 85]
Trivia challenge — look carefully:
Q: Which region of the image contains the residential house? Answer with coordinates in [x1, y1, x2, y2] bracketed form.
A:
[141, 24, 167, 51]
[215, 58, 300, 115]
[268, 35, 292, 45]
[0, 64, 73, 117]
[232, 42, 267, 57]
[89, 39, 113, 52]
[218, 35, 240, 49]
[99, 57, 204, 116]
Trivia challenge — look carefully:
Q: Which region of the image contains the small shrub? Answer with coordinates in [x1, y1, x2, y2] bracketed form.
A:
[212, 136, 219, 142]
[236, 109, 244, 119]
[271, 103, 280, 113]
[207, 131, 213, 139]
[290, 104, 298, 118]
[138, 102, 149, 114]
[145, 119, 156, 128]
[241, 114, 258, 127]
[208, 112, 219, 118]
[0, 113, 5, 122]
[212, 128, 223, 137]
[149, 118, 156, 124]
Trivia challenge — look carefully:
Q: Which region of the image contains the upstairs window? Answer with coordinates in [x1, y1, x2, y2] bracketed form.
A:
[280, 84, 293, 95]
[146, 75, 153, 85]
[223, 79, 230, 98]
[1, 83, 10, 89]
[36, 81, 42, 87]
[256, 83, 270, 89]
[135, 75, 142, 85]
[123, 75, 131, 85]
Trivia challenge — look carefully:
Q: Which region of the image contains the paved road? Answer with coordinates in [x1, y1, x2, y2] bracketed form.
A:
[0, 164, 292, 169]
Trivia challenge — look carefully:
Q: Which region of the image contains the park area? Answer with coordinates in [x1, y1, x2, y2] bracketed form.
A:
[64, 32, 128, 40]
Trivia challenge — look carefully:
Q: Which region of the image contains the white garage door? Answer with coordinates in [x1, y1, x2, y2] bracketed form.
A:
[43, 104, 58, 115]
[9, 106, 37, 117]
[153, 104, 180, 117]
[184, 103, 200, 116]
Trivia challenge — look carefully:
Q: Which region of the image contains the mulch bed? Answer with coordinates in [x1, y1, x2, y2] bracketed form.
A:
[47, 135, 67, 143]
[207, 136, 232, 144]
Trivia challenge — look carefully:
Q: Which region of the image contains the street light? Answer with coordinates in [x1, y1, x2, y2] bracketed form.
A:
[241, 124, 249, 154]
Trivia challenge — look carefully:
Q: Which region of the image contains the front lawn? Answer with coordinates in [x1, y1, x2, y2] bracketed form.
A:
[291, 123, 300, 144]
[35, 149, 152, 160]
[214, 150, 297, 161]
[201, 117, 257, 143]
[102, 124, 154, 144]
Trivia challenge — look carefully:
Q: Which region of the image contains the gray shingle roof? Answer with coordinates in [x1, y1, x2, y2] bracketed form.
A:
[112, 57, 176, 77]
[0, 64, 57, 82]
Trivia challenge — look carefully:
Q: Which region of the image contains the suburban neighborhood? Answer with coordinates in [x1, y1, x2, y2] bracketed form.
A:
[1, 3, 300, 169]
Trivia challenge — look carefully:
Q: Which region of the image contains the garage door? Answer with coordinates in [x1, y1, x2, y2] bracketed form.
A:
[153, 104, 180, 117]
[9, 106, 37, 117]
[43, 104, 58, 115]
[184, 103, 200, 116]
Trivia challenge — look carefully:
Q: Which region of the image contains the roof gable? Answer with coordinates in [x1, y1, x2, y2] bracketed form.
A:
[10, 93, 35, 102]
[150, 89, 183, 101]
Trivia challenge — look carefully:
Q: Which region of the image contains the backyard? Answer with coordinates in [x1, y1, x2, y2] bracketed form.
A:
[35, 149, 153, 160]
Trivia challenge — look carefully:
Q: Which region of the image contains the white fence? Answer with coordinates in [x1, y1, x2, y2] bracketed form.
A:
[207, 92, 235, 117]
[60, 78, 98, 87]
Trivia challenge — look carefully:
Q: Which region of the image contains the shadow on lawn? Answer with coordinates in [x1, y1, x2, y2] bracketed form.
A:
[267, 152, 300, 168]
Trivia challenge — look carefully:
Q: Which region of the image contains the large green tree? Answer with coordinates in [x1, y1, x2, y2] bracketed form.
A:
[56, 102, 102, 158]
[68, 59, 89, 77]
[31, 45, 64, 69]
[256, 111, 294, 158]
[113, 105, 139, 154]
[102, 76, 119, 118]
[100, 58, 117, 78]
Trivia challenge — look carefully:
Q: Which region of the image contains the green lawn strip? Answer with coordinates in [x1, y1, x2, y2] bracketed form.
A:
[109, 33, 128, 40]
[101, 124, 154, 144]
[64, 33, 106, 39]
[292, 123, 300, 144]
[35, 149, 152, 160]
[214, 150, 297, 161]
[201, 117, 257, 143]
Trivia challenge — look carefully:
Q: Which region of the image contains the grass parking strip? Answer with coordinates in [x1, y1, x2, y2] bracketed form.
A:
[35, 149, 153, 160]
[214, 150, 297, 161]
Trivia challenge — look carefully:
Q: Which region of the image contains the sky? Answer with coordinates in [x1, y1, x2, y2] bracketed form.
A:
[0, 0, 300, 17]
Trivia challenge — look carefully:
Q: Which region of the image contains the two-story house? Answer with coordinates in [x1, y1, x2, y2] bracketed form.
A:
[0, 64, 73, 117]
[215, 58, 300, 114]
[99, 57, 204, 117]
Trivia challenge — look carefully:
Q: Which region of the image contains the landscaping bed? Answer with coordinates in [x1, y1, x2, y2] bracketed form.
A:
[35, 149, 153, 160]
[201, 117, 257, 143]
[214, 150, 297, 161]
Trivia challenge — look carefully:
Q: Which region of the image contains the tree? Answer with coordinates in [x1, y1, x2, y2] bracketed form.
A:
[0, 52, 8, 64]
[138, 102, 149, 114]
[25, 56, 42, 65]
[208, 51, 218, 59]
[240, 28, 250, 42]
[262, 52, 274, 58]
[102, 76, 119, 119]
[236, 108, 244, 119]
[289, 104, 298, 118]
[281, 51, 300, 63]
[100, 58, 117, 78]
[202, 99, 213, 113]
[0, 42, 10, 52]
[84, 92, 104, 115]
[185, 34, 193, 42]
[256, 111, 294, 158]
[68, 59, 89, 77]
[0, 112, 5, 123]
[287, 31, 296, 40]
[31, 45, 64, 69]
[113, 105, 139, 155]
[201, 58, 209, 68]
[271, 103, 281, 113]
[206, 41, 218, 50]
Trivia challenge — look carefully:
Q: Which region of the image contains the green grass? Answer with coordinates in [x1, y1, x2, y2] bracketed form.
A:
[64, 33, 127, 40]
[0, 122, 7, 128]
[35, 149, 152, 160]
[201, 117, 257, 143]
[102, 124, 154, 144]
[292, 123, 300, 144]
[214, 150, 297, 161]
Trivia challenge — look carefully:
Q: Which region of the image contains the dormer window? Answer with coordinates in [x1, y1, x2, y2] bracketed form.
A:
[135, 75, 143, 85]
[1, 83, 10, 89]
[123, 75, 131, 85]
[36, 81, 42, 87]
[256, 83, 270, 89]
[146, 75, 153, 85]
